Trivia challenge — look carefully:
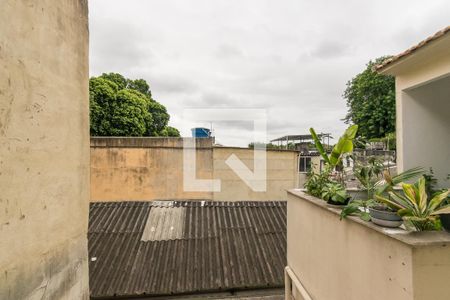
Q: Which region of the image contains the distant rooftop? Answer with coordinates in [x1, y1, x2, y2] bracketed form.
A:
[271, 133, 331, 143]
[88, 201, 286, 299]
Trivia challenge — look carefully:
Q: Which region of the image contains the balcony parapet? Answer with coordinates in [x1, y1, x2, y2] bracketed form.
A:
[286, 189, 450, 300]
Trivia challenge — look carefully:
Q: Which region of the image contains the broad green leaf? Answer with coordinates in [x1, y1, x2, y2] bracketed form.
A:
[417, 178, 428, 214]
[340, 140, 353, 153]
[375, 195, 404, 210]
[431, 204, 450, 215]
[328, 125, 358, 167]
[345, 125, 358, 139]
[389, 191, 416, 211]
[402, 216, 430, 222]
[375, 168, 425, 197]
[310, 128, 330, 164]
[391, 167, 425, 185]
[402, 183, 416, 202]
[428, 189, 450, 212]
[360, 212, 371, 221]
[398, 208, 413, 217]
[340, 205, 360, 220]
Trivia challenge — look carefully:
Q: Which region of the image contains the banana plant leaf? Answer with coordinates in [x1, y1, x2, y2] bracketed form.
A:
[329, 125, 358, 167]
[310, 125, 358, 168]
[375, 167, 425, 195]
[309, 127, 330, 165]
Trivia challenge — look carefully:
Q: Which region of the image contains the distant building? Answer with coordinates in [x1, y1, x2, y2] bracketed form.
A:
[270, 133, 332, 152]
[297, 152, 323, 188]
[270, 133, 331, 187]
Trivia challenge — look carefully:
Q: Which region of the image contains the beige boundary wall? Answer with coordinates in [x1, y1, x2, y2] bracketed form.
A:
[90, 137, 299, 201]
[0, 1, 90, 299]
[90, 137, 214, 201]
[213, 147, 299, 201]
[286, 190, 450, 300]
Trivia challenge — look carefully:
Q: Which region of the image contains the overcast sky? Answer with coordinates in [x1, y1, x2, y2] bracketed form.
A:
[89, 0, 449, 146]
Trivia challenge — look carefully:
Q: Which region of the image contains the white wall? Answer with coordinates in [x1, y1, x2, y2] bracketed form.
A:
[400, 76, 450, 187]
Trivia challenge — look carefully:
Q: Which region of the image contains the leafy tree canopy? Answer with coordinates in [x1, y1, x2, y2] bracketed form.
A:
[161, 126, 181, 137]
[343, 56, 395, 139]
[90, 73, 180, 137]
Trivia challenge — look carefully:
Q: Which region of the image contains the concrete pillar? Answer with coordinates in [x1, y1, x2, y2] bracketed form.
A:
[0, 1, 90, 299]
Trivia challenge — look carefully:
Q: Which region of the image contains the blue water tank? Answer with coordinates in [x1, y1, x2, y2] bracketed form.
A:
[191, 127, 211, 138]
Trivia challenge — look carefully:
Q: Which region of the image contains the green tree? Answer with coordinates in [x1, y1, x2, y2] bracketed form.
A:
[99, 73, 128, 90]
[89, 73, 179, 137]
[108, 89, 153, 136]
[147, 101, 169, 136]
[161, 126, 181, 137]
[343, 56, 395, 139]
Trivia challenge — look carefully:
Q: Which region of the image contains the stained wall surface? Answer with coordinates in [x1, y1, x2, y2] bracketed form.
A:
[213, 147, 298, 201]
[0, 1, 90, 299]
[90, 138, 299, 201]
[90, 138, 214, 201]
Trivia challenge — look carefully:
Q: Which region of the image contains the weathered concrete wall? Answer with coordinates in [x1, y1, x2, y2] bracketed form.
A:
[0, 1, 90, 299]
[213, 147, 298, 201]
[91, 138, 214, 201]
[90, 138, 299, 201]
[286, 190, 450, 300]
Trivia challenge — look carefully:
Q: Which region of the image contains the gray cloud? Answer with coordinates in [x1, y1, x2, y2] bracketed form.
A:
[309, 41, 352, 59]
[90, 17, 155, 74]
[146, 74, 198, 95]
[215, 44, 245, 59]
[89, 0, 450, 146]
[183, 92, 243, 107]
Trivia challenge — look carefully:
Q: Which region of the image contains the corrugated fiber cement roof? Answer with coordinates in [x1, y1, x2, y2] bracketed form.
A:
[88, 201, 287, 299]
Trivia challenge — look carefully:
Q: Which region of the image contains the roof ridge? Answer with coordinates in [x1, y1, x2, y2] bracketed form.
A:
[376, 25, 450, 71]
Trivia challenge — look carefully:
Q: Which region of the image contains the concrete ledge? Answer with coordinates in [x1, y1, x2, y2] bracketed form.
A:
[286, 189, 450, 300]
[288, 189, 450, 247]
[90, 137, 214, 149]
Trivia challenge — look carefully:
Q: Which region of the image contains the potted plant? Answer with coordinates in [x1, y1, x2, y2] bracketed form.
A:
[340, 166, 425, 225]
[340, 199, 376, 221]
[368, 205, 403, 228]
[376, 176, 450, 231]
[321, 182, 350, 208]
[368, 167, 425, 227]
[304, 167, 332, 198]
[304, 125, 358, 203]
[368, 169, 429, 228]
[353, 156, 384, 200]
[310, 125, 358, 183]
